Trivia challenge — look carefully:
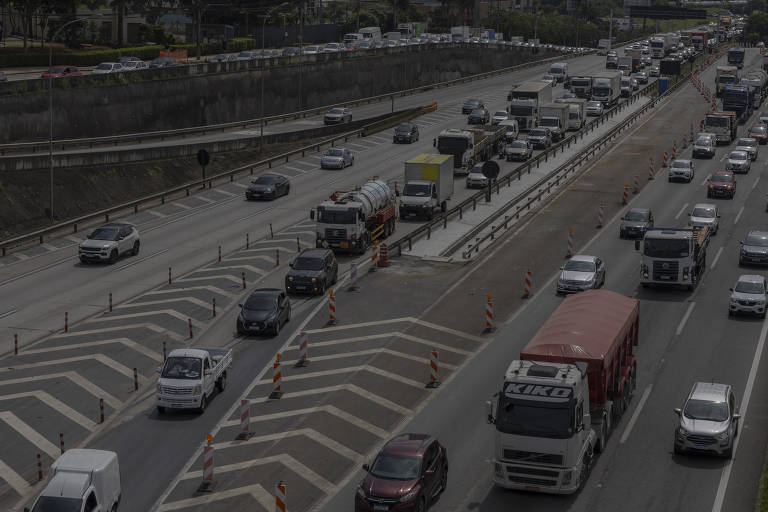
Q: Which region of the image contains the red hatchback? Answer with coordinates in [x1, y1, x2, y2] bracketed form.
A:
[748, 124, 768, 144]
[707, 170, 737, 199]
[355, 434, 448, 512]
[41, 65, 82, 78]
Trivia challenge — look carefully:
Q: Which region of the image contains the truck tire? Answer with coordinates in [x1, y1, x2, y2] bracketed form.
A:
[595, 414, 609, 453]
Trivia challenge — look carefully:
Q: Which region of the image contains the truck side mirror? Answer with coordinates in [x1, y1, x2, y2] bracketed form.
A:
[310, 209, 315, 220]
[634, 240, 640, 251]
[156, 366, 162, 373]
[673, 408, 682, 416]
[486, 400, 495, 424]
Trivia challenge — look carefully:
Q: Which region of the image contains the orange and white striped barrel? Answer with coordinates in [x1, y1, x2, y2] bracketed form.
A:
[633, 175, 639, 194]
[240, 399, 250, 435]
[622, 185, 629, 205]
[672, 139, 677, 159]
[296, 332, 309, 367]
[202, 437, 214, 484]
[662, 152, 668, 167]
[485, 295, 495, 331]
[428, 350, 440, 387]
[690, 123, 694, 141]
[275, 481, 287, 512]
[523, 269, 533, 298]
[597, 202, 605, 228]
[328, 289, 337, 324]
[270, 354, 283, 399]
[649, 157, 655, 180]
[567, 227, 574, 257]
[379, 243, 390, 267]
[370, 240, 379, 271]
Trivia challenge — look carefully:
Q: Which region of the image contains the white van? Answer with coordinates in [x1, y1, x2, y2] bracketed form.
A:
[27, 449, 121, 512]
[549, 62, 568, 83]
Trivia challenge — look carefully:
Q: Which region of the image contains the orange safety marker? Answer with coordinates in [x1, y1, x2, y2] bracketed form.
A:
[379, 243, 390, 267]
[649, 157, 655, 180]
[485, 295, 495, 332]
[567, 227, 575, 257]
[523, 269, 533, 298]
[236, 399, 253, 440]
[328, 289, 337, 325]
[427, 350, 440, 388]
[597, 202, 605, 228]
[269, 354, 283, 399]
[198, 434, 216, 492]
[633, 175, 639, 194]
[275, 481, 287, 512]
[295, 332, 309, 367]
[370, 240, 380, 272]
[622, 185, 629, 205]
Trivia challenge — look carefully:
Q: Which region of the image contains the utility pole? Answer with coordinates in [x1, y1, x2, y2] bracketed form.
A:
[299, 0, 304, 110]
[356, 0, 360, 32]
[608, 9, 613, 45]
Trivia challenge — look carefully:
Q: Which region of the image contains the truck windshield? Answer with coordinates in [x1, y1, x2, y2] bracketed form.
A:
[162, 357, 201, 379]
[540, 118, 557, 127]
[437, 136, 469, 154]
[706, 117, 728, 127]
[317, 208, 357, 224]
[572, 79, 589, 87]
[728, 50, 745, 63]
[719, 76, 738, 85]
[509, 105, 534, 116]
[643, 238, 689, 258]
[32, 497, 83, 512]
[495, 395, 574, 439]
[592, 85, 609, 96]
[403, 183, 431, 197]
[724, 90, 747, 103]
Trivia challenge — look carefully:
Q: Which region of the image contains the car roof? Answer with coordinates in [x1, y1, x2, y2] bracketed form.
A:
[713, 170, 733, 176]
[100, 222, 134, 229]
[297, 248, 331, 258]
[747, 229, 768, 237]
[690, 382, 730, 402]
[628, 207, 650, 214]
[570, 254, 597, 263]
[247, 288, 282, 298]
[381, 433, 433, 456]
[737, 274, 764, 284]
[730, 149, 749, 155]
[738, 137, 757, 142]
[672, 159, 692, 164]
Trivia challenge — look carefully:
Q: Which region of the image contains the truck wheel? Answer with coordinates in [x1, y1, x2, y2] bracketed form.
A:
[198, 395, 207, 414]
[595, 415, 609, 453]
[157, 406, 165, 415]
[427, 209, 434, 221]
[217, 371, 227, 392]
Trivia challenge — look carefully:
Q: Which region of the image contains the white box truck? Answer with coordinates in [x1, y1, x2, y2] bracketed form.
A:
[451, 26, 470, 42]
[509, 81, 553, 131]
[399, 154, 454, 220]
[597, 38, 611, 56]
[538, 104, 570, 141]
[26, 449, 121, 512]
[591, 71, 621, 106]
[556, 97, 587, 130]
[156, 347, 232, 413]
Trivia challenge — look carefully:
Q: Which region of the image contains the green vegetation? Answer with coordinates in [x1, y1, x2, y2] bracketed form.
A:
[760, 455, 768, 512]
[0, 44, 165, 68]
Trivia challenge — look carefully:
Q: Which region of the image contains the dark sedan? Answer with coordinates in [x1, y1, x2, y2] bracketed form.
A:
[149, 57, 178, 68]
[619, 208, 653, 238]
[245, 173, 290, 200]
[393, 122, 419, 143]
[462, 99, 484, 114]
[468, 108, 490, 125]
[740, 230, 768, 265]
[285, 248, 338, 294]
[355, 434, 448, 512]
[236, 289, 291, 337]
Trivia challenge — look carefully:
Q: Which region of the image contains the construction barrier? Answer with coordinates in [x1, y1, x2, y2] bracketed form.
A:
[348, 262, 358, 291]
[328, 289, 337, 325]
[99, 398, 104, 424]
[662, 152, 668, 167]
[567, 227, 574, 258]
[370, 241, 379, 271]
[218, 246, 221, 263]
[276, 249, 280, 267]
[649, 157, 655, 180]
[109, 292, 112, 312]
[597, 202, 605, 228]
[242, 272, 246, 289]
[168, 267, 172, 285]
[523, 269, 532, 298]
[428, 350, 440, 388]
[59, 433, 64, 454]
[37, 453, 42, 482]
[295, 332, 309, 367]
[236, 399, 253, 440]
[14, 334, 17, 355]
[633, 175, 639, 194]
[485, 295, 495, 332]
[270, 354, 283, 399]
[622, 185, 629, 205]
[198, 435, 215, 492]
[379, 243, 390, 267]
[682, 135, 688, 149]
[133, 367, 139, 391]
[64, 311, 68, 332]
[276, 481, 287, 512]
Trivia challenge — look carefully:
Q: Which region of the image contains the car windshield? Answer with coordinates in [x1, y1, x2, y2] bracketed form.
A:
[470, 109, 485, 116]
[254, 176, 278, 185]
[707, 117, 728, 127]
[161, 357, 201, 379]
[123, 61, 138, 68]
[509, 105, 533, 116]
[695, 138, 712, 146]
[730, 152, 747, 160]
[494, 111, 507, 117]
[318, 208, 356, 224]
[464, 100, 479, 107]
[509, 141, 528, 149]
[625, 210, 649, 221]
[691, 207, 715, 218]
[244, 295, 276, 311]
[403, 183, 431, 197]
[644, 238, 689, 258]
[96, 63, 113, 70]
[89, 227, 120, 241]
[738, 139, 757, 147]
[325, 149, 343, 157]
[684, 399, 729, 422]
[49, 66, 66, 73]
[395, 124, 412, 133]
[745, 234, 768, 246]
[671, 161, 690, 168]
[529, 129, 547, 136]
[750, 126, 766, 134]
[31, 496, 83, 512]
[735, 280, 764, 294]
[564, 260, 595, 272]
[328, 108, 344, 114]
[292, 257, 324, 271]
[587, 102, 600, 108]
[370, 454, 421, 480]
[711, 174, 733, 182]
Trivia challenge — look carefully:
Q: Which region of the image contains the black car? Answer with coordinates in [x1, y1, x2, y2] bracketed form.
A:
[282, 46, 301, 56]
[393, 122, 419, 143]
[237, 289, 291, 337]
[462, 99, 484, 114]
[468, 108, 490, 125]
[246, 173, 290, 200]
[285, 248, 338, 294]
[619, 208, 653, 239]
[149, 57, 177, 68]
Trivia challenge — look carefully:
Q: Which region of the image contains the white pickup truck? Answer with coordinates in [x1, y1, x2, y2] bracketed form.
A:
[156, 347, 232, 414]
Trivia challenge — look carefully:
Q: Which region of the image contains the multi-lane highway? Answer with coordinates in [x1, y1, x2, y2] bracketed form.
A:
[2, 43, 765, 512]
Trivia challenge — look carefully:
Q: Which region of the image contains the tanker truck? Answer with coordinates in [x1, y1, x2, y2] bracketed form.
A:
[311, 179, 396, 254]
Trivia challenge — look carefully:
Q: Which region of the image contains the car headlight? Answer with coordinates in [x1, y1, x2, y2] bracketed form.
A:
[356, 486, 366, 499]
[562, 469, 573, 484]
[288, 276, 294, 281]
[678, 427, 688, 437]
[730, 297, 738, 304]
[718, 430, 729, 440]
[193, 385, 202, 395]
[311, 277, 317, 282]
[399, 488, 419, 502]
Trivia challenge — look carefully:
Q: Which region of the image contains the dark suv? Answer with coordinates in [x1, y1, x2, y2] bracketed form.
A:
[355, 434, 448, 512]
[285, 249, 338, 295]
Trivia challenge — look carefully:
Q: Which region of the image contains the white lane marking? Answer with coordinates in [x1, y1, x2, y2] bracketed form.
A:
[0, 457, 29, 495]
[232, 182, 248, 188]
[211, 189, 236, 197]
[51, 323, 184, 341]
[118, 297, 211, 311]
[734, 205, 745, 224]
[85, 309, 193, 325]
[249, 384, 413, 415]
[21, 337, 161, 363]
[279, 347, 458, 370]
[41, 243, 58, 251]
[157, 484, 272, 512]
[0, 354, 147, 383]
[287, 332, 471, 356]
[620, 385, 653, 444]
[173, 202, 193, 210]
[752, 176, 761, 190]
[145, 285, 236, 298]
[711, 316, 768, 512]
[305, 316, 485, 342]
[195, 196, 216, 204]
[147, 211, 167, 218]
[213, 428, 362, 461]
[0, 411, 61, 458]
[113, 248, 171, 272]
[701, 173, 711, 186]
[0, 391, 96, 431]
[711, 247, 724, 270]
[284, 165, 308, 173]
[195, 264, 267, 276]
[255, 364, 424, 389]
[13, 253, 29, 261]
[0, 371, 122, 409]
[175, 274, 244, 285]
[674, 202, 690, 220]
[676, 302, 696, 336]
[0, 308, 17, 319]
[67, 235, 82, 243]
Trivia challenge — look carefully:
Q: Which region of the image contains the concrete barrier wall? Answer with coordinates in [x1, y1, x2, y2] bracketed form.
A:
[0, 45, 555, 143]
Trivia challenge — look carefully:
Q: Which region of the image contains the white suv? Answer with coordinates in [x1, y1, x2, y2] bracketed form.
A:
[729, 274, 767, 317]
[79, 223, 140, 264]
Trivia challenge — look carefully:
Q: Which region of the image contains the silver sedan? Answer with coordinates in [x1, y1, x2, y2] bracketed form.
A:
[556, 255, 606, 294]
[320, 147, 354, 169]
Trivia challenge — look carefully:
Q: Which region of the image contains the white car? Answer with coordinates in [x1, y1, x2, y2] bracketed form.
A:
[121, 60, 148, 71]
[324, 43, 342, 53]
[78, 223, 140, 264]
[726, 150, 751, 173]
[586, 101, 603, 117]
[541, 74, 557, 86]
[303, 45, 324, 54]
[556, 255, 606, 294]
[92, 62, 123, 74]
[729, 274, 767, 317]
[668, 159, 695, 183]
[466, 165, 490, 188]
[320, 147, 354, 169]
[736, 138, 758, 160]
[689, 203, 720, 234]
[491, 111, 509, 125]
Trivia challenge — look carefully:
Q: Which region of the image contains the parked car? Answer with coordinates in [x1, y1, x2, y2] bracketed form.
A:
[736, 137, 758, 160]
[236, 289, 291, 336]
[526, 127, 552, 149]
[729, 275, 767, 317]
[285, 248, 338, 295]
[739, 230, 768, 265]
[586, 101, 604, 117]
[393, 122, 419, 143]
[149, 57, 177, 68]
[505, 140, 533, 161]
[245, 173, 290, 200]
[324, 107, 352, 125]
[462, 99, 484, 114]
[748, 124, 768, 144]
[78, 223, 140, 264]
[555, 254, 606, 294]
[619, 208, 654, 239]
[320, 147, 354, 169]
[759, 110, 768, 125]
[41, 65, 82, 78]
[491, 110, 509, 125]
[355, 434, 448, 512]
[668, 159, 695, 182]
[468, 108, 490, 124]
[91, 62, 124, 74]
[726, 150, 751, 173]
[689, 203, 720, 234]
[674, 382, 739, 458]
[121, 60, 148, 71]
[302, 45, 324, 54]
[260, 49, 281, 58]
[324, 42, 342, 52]
[707, 170, 736, 199]
[282, 46, 300, 56]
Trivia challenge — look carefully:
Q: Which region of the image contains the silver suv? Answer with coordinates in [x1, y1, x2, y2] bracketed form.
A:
[78, 223, 140, 264]
[674, 382, 739, 458]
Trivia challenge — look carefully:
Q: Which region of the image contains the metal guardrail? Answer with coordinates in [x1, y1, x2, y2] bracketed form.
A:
[0, 49, 593, 156]
[386, 48, 719, 259]
[0, 105, 425, 256]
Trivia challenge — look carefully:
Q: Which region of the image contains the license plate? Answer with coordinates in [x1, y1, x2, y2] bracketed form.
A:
[373, 505, 388, 512]
[340, 242, 348, 249]
[295, 285, 306, 290]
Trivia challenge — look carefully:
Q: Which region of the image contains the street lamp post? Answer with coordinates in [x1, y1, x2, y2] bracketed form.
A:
[260, 2, 289, 153]
[48, 14, 100, 222]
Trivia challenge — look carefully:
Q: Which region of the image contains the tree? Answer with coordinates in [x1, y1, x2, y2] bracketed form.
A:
[744, 11, 768, 42]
